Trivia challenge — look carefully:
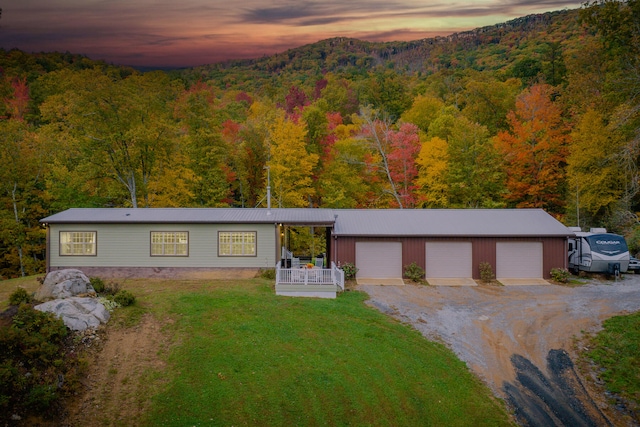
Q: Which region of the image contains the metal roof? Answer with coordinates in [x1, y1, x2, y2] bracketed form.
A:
[40, 208, 336, 225]
[41, 208, 571, 237]
[331, 209, 571, 237]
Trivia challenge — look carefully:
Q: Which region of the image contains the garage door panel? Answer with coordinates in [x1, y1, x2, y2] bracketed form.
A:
[355, 242, 402, 278]
[425, 242, 472, 278]
[496, 242, 542, 278]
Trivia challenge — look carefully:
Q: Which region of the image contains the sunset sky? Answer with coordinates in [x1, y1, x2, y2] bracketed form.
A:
[1, 0, 585, 69]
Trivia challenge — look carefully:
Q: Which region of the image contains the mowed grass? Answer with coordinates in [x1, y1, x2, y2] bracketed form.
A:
[1, 277, 512, 426]
[139, 279, 511, 426]
[584, 311, 640, 407]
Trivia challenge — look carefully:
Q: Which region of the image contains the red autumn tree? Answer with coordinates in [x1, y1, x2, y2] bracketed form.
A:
[387, 122, 421, 208]
[284, 85, 308, 114]
[4, 77, 30, 121]
[494, 84, 569, 215]
[358, 109, 422, 208]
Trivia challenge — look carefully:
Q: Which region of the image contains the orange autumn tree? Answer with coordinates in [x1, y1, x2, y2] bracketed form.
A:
[494, 84, 569, 215]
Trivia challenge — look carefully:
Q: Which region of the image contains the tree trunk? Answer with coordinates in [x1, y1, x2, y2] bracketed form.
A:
[127, 171, 138, 208]
[362, 112, 403, 208]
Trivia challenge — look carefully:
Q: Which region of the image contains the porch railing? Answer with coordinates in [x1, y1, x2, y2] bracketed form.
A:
[276, 262, 344, 291]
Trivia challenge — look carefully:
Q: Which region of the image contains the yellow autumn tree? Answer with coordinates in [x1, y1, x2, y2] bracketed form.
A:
[319, 133, 372, 208]
[414, 136, 450, 208]
[146, 150, 196, 207]
[400, 95, 446, 133]
[267, 115, 318, 208]
[566, 109, 624, 224]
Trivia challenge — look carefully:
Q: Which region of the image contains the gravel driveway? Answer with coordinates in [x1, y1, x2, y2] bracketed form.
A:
[359, 276, 640, 426]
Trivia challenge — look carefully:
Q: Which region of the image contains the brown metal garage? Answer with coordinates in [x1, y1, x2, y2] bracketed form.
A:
[330, 209, 571, 281]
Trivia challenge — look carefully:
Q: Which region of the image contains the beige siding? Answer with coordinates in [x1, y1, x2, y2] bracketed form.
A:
[49, 223, 277, 269]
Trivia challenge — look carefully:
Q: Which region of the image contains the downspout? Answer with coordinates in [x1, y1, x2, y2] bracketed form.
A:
[275, 224, 280, 267]
[45, 224, 50, 273]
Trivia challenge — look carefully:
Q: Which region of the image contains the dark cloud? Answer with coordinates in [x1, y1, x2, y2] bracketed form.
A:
[240, 0, 421, 25]
[241, 3, 319, 23]
[2, 0, 586, 68]
[240, 0, 581, 28]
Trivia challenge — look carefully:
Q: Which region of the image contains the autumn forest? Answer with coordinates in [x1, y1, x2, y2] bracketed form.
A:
[1, 1, 639, 278]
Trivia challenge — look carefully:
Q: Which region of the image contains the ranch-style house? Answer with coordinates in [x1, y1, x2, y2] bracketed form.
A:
[41, 208, 572, 298]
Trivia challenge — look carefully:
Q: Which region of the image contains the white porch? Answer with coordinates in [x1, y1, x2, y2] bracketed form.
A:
[275, 262, 345, 298]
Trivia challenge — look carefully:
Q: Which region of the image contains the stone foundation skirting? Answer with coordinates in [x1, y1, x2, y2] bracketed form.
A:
[48, 266, 263, 280]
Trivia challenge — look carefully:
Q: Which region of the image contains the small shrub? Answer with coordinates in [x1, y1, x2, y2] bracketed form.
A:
[260, 268, 276, 280]
[404, 262, 425, 282]
[102, 281, 121, 296]
[341, 262, 358, 280]
[90, 277, 105, 293]
[9, 287, 32, 306]
[479, 262, 495, 282]
[550, 267, 570, 283]
[0, 305, 70, 422]
[113, 290, 136, 307]
[98, 296, 120, 312]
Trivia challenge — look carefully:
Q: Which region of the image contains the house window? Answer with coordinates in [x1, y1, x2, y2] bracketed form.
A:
[218, 231, 256, 256]
[60, 231, 97, 256]
[151, 232, 189, 256]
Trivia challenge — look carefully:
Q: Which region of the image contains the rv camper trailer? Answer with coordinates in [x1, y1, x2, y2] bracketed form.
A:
[568, 227, 630, 275]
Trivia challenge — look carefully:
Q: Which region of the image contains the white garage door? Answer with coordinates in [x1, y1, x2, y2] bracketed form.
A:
[425, 242, 472, 278]
[355, 242, 402, 278]
[496, 242, 543, 278]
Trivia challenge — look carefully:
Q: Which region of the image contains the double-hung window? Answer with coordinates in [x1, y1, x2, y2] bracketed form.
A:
[151, 232, 189, 256]
[60, 231, 97, 256]
[218, 231, 256, 256]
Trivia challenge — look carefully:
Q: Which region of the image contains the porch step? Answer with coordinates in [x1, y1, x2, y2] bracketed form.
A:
[275, 284, 338, 299]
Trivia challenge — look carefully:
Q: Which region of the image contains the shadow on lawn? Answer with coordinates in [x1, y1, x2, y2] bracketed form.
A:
[503, 350, 611, 427]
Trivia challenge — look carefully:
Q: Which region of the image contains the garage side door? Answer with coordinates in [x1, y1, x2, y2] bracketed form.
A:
[355, 242, 402, 278]
[496, 242, 543, 278]
[425, 242, 472, 278]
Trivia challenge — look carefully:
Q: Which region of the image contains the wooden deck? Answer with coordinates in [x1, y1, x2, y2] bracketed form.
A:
[275, 262, 345, 298]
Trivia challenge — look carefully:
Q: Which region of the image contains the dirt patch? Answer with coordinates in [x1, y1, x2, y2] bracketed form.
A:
[360, 276, 640, 426]
[63, 313, 172, 427]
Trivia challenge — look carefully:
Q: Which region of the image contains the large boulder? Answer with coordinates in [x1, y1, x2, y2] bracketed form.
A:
[35, 297, 110, 331]
[35, 269, 95, 301]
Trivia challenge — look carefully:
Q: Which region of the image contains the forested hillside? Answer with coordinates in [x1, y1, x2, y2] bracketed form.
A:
[1, 0, 639, 278]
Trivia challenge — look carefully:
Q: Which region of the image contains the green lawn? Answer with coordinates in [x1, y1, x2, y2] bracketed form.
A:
[1, 277, 512, 426]
[584, 311, 640, 409]
[138, 279, 511, 426]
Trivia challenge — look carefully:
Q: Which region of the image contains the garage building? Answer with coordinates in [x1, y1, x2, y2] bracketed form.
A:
[331, 209, 571, 282]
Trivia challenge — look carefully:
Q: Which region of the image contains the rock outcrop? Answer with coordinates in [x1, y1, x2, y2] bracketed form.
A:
[33, 269, 108, 331]
[35, 297, 110, 331]
[35, 269, 95, 301]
